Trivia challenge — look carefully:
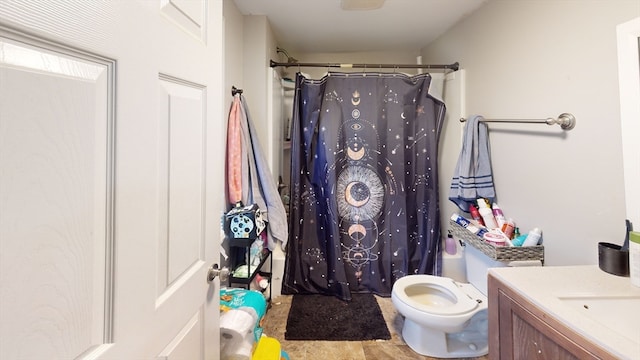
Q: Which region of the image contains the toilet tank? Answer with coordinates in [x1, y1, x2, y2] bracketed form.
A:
[464, 243, 506, 296]
[464, 242, 542, 296]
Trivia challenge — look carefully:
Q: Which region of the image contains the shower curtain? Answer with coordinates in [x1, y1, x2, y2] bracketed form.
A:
[282, 72, 446, 300]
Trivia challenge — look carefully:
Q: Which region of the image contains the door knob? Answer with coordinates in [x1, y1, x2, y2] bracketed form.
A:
[207, 264, 230, 283]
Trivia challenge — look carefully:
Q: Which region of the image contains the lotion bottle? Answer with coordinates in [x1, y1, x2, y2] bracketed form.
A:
[523, 228, 542, 246]
[477, 200, 498, 229]
[492, 203, 506, 228]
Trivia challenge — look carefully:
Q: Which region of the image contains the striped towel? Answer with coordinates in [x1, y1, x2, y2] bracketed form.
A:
[448, 115, 496, 212]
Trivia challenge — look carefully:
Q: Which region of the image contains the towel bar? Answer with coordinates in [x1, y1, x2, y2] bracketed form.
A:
[460, 113, 576, 130]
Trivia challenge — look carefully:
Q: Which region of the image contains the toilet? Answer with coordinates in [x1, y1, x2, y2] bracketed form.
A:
[391, 274, 488, 358]
[391, 242, 509, 358]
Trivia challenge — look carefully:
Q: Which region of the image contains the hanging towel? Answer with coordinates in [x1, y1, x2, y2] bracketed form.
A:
[226, 96, 243, 205]
[448, 115, 496, 212]
[227, 94, 289, 251]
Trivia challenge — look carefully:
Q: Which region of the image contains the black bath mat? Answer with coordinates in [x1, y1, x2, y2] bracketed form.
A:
[285, 293, 391, 341]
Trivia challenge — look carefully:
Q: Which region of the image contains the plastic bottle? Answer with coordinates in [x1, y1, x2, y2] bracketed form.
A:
[477, 199, 498, 229]
[250, 238, 263, 265]
[522, 228, 542, 246]
[253, 273, 269, 290]
[469, 204, 485, 226]
[513, 227, 521, 239]
[511, 234, 527, 246]
[492, 203, 506, 228]
[445, 234, 457, 255]
[501, 218, 516, 239]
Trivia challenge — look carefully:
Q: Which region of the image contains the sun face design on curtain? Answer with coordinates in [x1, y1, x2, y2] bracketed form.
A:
[333, 112, 385, 283]
[283, 72, 446, 300]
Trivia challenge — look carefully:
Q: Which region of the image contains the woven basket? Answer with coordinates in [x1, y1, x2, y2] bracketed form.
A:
[449, 220, 544, 263]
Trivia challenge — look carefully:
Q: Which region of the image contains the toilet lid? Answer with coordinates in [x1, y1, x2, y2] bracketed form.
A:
[393, 275, 479, 316]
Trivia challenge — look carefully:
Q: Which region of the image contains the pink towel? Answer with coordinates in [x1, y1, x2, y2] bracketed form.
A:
[227, 96, 242, 204]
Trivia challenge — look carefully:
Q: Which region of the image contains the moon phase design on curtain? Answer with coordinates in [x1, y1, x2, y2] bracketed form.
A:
[283, 72, 446, 300]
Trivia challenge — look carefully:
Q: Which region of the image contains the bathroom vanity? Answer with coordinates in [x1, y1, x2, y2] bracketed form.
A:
[488, 265, 640, 360]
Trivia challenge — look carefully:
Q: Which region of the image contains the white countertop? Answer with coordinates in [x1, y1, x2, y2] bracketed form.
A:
[489, 265, 640, 359]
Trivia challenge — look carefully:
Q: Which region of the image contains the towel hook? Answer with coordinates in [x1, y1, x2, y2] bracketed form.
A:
[231, 86, 243, 96]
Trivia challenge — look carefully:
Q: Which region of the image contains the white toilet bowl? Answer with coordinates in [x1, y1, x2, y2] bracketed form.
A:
[391, 274, 488, 358]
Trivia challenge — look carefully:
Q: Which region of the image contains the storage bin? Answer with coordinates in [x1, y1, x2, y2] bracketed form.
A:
[450, 220, 544, 263]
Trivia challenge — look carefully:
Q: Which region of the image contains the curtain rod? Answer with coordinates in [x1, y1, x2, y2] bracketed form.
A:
[269, 59, 459, 71]
[460, 113, 576, 131]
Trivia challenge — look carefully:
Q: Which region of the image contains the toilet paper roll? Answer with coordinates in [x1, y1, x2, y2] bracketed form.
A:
[220, 308, 258, 335]
[221, 329, 254, 360]
[235, 334, 254, 359]
[220, 308, 257, 358]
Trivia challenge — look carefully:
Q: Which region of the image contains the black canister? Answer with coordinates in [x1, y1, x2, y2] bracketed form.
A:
[598, 242, 629, 276]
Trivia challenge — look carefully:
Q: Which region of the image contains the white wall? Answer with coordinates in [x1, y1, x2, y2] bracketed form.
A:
[224, 2, 281, 181]
[422, 0, 640, 266]
[224, 0, 243, 111]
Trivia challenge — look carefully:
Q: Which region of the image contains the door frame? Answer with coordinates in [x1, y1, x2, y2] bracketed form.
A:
[617, 17, 640, 228]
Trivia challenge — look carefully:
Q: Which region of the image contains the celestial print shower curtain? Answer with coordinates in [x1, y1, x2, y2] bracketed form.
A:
[282, 72, 446, 300]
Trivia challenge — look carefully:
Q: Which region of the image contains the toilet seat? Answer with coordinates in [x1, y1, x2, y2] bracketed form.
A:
[393, 275, 479, 316]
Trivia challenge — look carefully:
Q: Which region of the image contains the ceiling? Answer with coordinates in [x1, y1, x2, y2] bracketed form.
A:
[232, 0, 488, 53]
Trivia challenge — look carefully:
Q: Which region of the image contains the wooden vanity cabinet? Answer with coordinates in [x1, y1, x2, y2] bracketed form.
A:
[487, 273, 617, 360]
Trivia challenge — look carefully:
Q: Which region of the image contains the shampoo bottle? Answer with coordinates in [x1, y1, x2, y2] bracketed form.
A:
[492, 203, 506, 228]
[469, 204, 485, 226]
[477, 200, 498, 229]
[523, 228, 542, 246]
[501, 218, 516, 239]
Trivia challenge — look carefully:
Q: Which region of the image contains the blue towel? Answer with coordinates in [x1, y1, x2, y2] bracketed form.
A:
[238, 95, 289, 251]
[449, 115, 496, 212]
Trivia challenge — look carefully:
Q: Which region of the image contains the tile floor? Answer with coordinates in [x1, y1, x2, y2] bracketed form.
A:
[261, 295, 489, 360]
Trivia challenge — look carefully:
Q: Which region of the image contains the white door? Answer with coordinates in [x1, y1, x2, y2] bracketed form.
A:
[0, 1, 224, 359]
